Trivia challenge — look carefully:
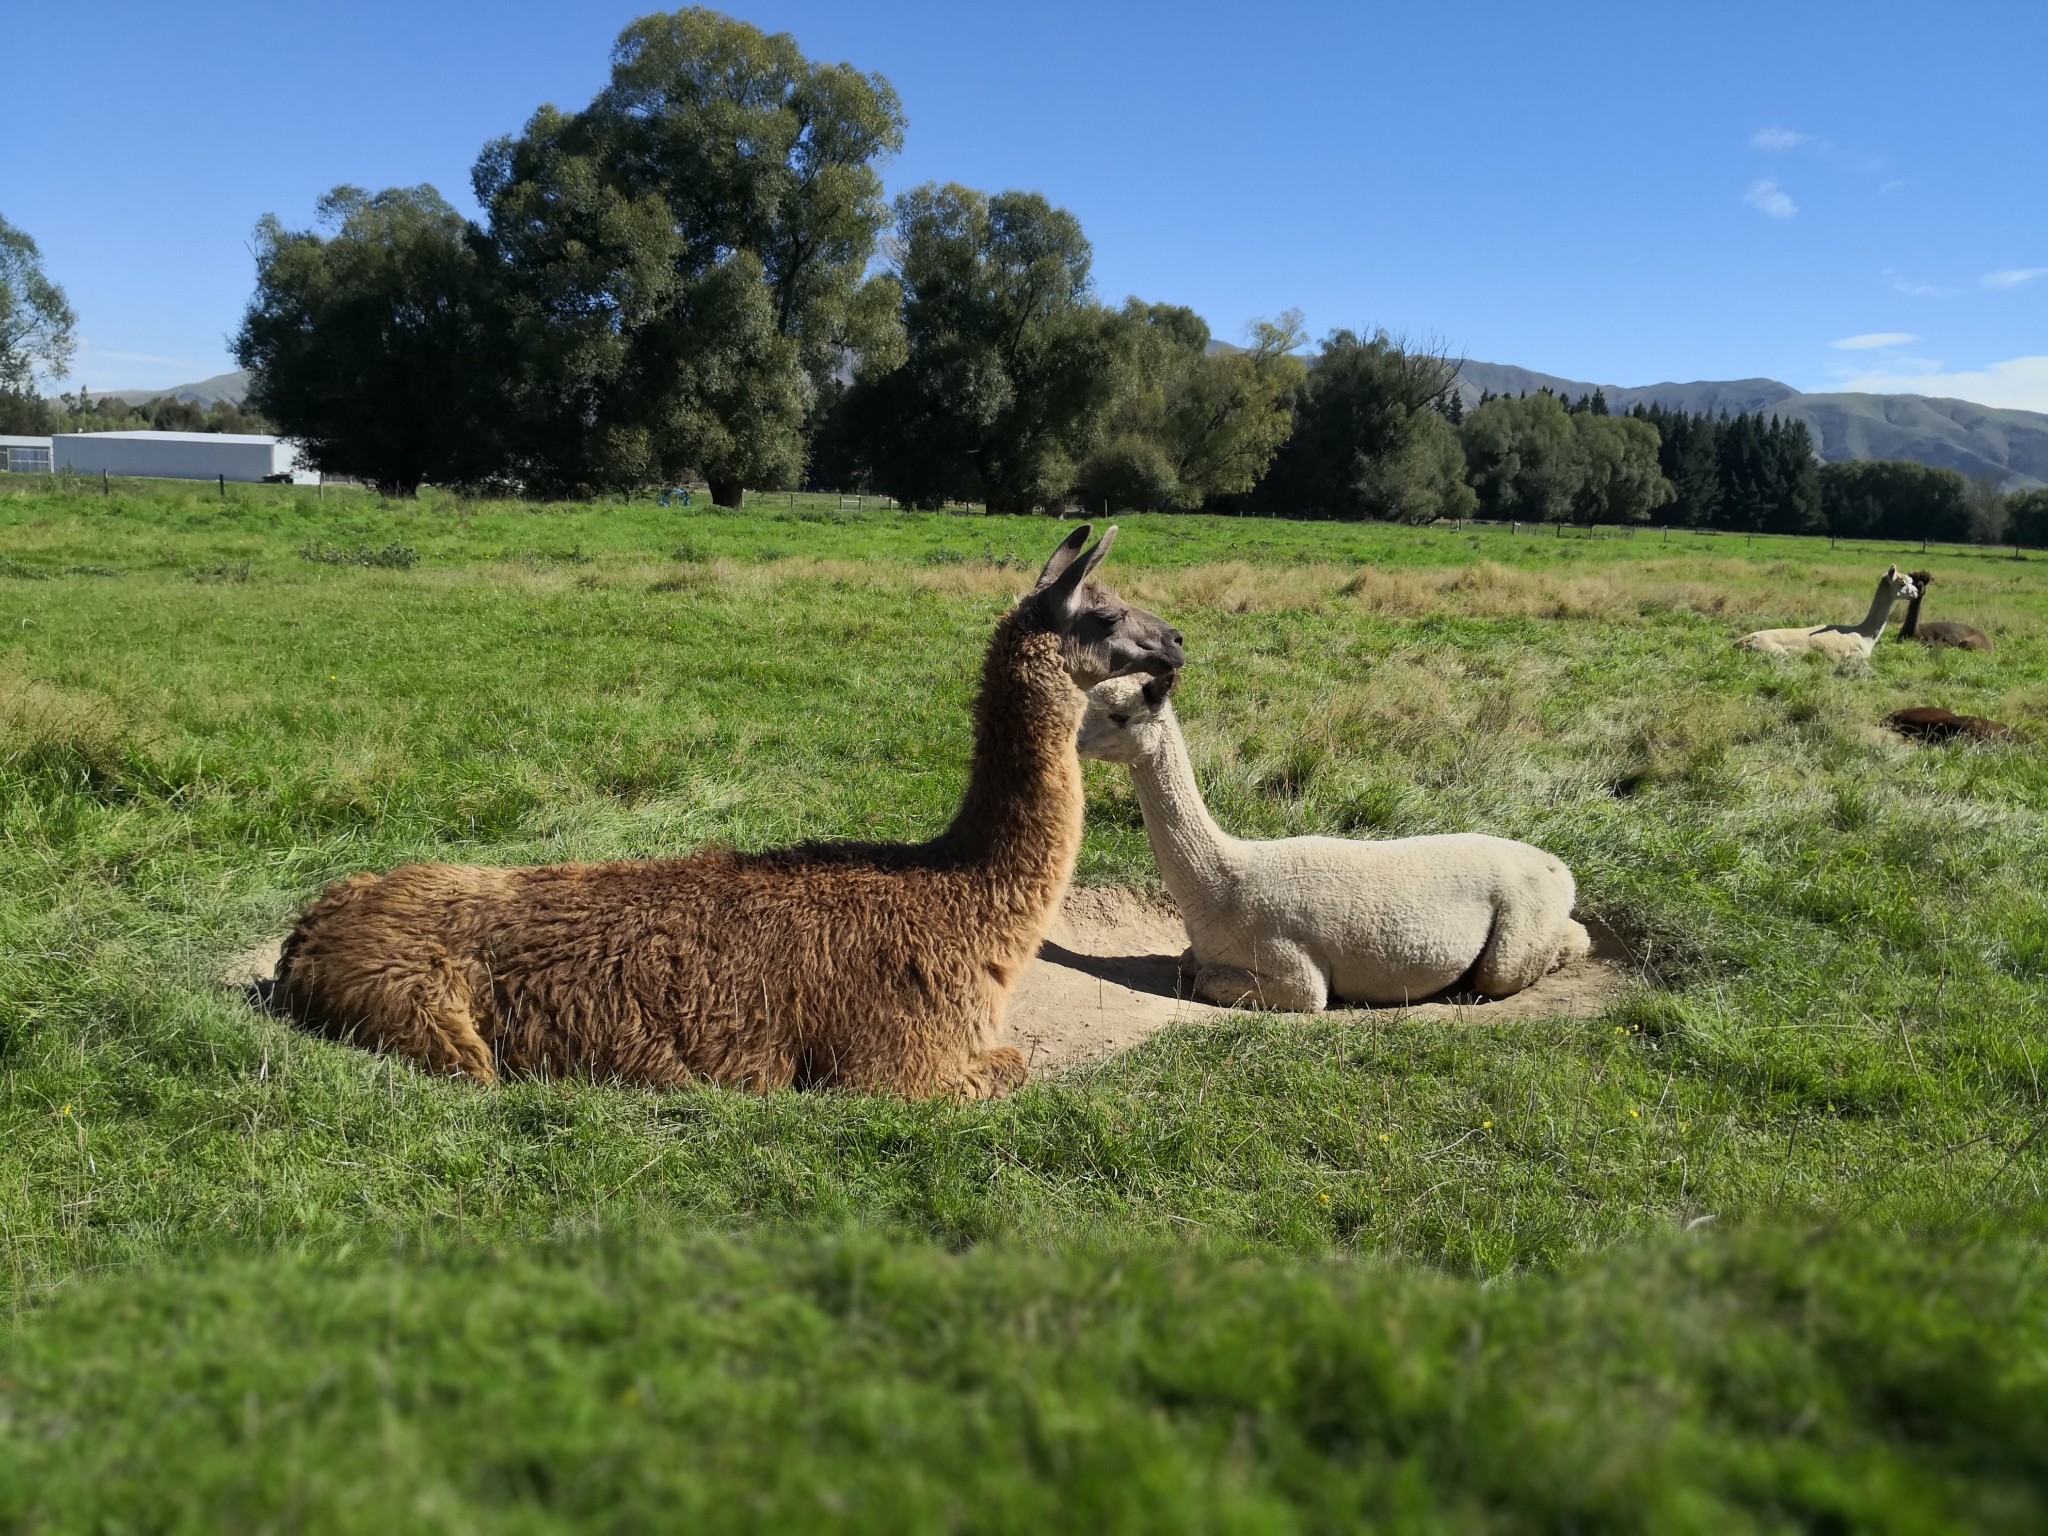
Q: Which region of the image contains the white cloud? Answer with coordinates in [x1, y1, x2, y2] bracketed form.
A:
[1883, 269, 1957, 298]
[1833, 355, 2048, 413]
[1744, 179, 1797, 218]
[1830, 332, 1918, 350]
[1878, 178, 1906, 197]
[1983, 267, 2048, 290]
[1750, 126, 1812, 150]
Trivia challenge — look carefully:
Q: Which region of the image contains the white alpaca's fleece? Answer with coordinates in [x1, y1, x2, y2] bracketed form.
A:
[1737, 565, 1919, 662]
[1078, 676, 1591, 1011]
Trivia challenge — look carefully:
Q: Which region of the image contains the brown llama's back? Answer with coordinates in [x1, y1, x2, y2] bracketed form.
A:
[1884, 706, 2015, 743]
[1915, 620, 1994, 651]
[276, 835, 1070, 1095]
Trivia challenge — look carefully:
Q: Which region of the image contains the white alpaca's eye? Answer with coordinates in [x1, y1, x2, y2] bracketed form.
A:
[1109, 713, 1130, 726]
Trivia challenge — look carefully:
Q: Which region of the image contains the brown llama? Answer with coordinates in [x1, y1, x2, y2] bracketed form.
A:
[1884, 706, 2017, 744]
[1900, 571, 1993, 651]
[272, 525, 1185, 1099]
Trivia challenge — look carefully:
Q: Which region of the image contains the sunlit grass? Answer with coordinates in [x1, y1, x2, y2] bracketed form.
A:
[2, 481, 2045, 1528]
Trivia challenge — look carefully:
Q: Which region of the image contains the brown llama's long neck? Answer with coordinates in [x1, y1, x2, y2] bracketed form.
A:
[940, 611, 1086, 911]
[1901, 591, 1922, 637]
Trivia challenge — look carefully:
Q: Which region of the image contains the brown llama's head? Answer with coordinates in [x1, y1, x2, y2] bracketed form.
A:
[1022, 525, 1185, 688]
[1908, 569, 1934, 589]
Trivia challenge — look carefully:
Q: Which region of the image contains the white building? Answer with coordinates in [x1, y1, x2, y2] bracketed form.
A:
[50, 431, 315, 484]
[1, 435, 53, 474]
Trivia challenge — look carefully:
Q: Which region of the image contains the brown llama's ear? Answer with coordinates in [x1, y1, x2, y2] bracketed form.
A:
[1037, 525, 1119, 621]
[1033, 525, 1093, 591]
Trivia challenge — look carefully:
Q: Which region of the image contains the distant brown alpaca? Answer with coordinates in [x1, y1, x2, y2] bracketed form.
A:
[1884, 706, 2015, 743]
[273, 525, 1185, 1098]
[1900, 571, 1993, 651]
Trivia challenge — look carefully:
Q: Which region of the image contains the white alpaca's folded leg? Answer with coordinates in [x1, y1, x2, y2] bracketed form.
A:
[1192, 942, 1327, 1012]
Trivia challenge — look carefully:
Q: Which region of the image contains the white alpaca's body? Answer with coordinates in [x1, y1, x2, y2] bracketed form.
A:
[1737, 566, 1918, 662]
[1079, 679, 1590, 1011]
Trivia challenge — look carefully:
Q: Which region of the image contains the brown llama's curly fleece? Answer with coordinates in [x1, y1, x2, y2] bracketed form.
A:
[273, 526, 1185, 1100]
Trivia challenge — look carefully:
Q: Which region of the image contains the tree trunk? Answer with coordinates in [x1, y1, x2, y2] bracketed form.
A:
[709, 476, 745, 509]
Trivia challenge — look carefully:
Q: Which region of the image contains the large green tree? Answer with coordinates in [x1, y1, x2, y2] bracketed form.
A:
[476, 7, 904, 504]
[2009, 489, 2048, 549]
[846, 184, 1125, 513]
[1458, 391, 1583, 523]
[234, 186, 508, 496]
[1253, 330, 1466, 521]
[1073, 306, 1304, 513]
[0, 214, 75, 412]
[1818, 460, 1973, 543]
[1570, 413, 1675, 524]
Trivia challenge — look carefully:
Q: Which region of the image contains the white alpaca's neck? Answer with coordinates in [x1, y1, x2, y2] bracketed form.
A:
[1128, 704, 1237, 902]
[1853, 579, 1899, 640]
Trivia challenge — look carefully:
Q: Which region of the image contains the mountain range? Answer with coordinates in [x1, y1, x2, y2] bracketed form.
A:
[108, 362, 2048, 490]
[1448, 361, 2048, 491]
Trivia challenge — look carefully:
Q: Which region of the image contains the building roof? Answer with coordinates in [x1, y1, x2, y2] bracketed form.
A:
[50, 430, 283, 445]
[0, 435, 53, 448]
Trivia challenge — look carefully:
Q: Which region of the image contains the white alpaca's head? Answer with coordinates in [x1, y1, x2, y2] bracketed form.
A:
[1077, 671, 1178, 764]
[1881, 564, 1920, 602]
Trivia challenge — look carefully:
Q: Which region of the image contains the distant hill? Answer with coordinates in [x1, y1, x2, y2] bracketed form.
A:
[101, 370, 252, 408]
[1450, 361, 2048, 490]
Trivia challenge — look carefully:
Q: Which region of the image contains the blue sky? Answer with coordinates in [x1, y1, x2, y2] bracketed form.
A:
[4, 0, 2044, 407]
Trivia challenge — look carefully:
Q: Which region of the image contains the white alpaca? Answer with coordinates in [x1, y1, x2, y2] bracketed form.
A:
[1737, 565, 1919, 662]
[1078, 675, 1591, 1011]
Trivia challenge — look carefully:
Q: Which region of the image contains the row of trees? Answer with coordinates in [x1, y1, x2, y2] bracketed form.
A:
[9, 9, 2044, 543]
[237, 9, 907, 502]
[0, 388, 271, 437]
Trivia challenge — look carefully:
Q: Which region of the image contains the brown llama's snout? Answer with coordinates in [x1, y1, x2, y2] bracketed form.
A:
[1024, 524, 1188, 686]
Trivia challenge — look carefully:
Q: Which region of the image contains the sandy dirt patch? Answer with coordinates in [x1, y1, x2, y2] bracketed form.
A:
[1007, 887, 1639, 1073]
[223, 889, 1638, 1078]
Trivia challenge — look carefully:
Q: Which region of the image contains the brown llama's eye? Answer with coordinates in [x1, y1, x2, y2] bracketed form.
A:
[1109, 714, 1130, 726]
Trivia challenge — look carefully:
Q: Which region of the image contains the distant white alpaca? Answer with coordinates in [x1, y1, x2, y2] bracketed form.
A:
[1078, 675, 1592, 1011]
[1737, 565, 1919, 662]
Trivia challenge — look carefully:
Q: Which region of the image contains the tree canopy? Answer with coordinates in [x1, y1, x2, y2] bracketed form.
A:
[1818, 460, 1974, 543]
[841, 184, 1125, 512]
[1459, 391, 1584, 523]
[473, 7, 904, 503]
[1254, 330, 1467, 522]
[234, 187, 507, 496]
[0, 214, 76, 395]
[1072, 306, 1304, 513]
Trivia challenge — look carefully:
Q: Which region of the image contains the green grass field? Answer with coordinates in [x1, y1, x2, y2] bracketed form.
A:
[3, 478, 2046, 1531]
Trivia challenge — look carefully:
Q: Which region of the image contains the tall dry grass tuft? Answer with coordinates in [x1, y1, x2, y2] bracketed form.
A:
[0, 673, 152, 800]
